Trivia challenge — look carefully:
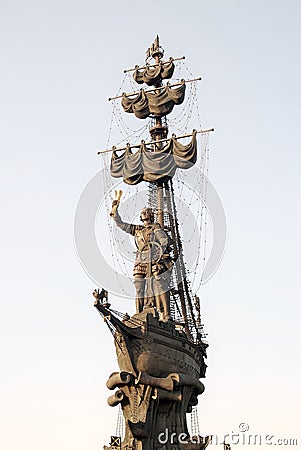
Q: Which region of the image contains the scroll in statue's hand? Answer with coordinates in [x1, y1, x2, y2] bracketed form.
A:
[110, 200, 119, 217]
[110, 190, 123, 217]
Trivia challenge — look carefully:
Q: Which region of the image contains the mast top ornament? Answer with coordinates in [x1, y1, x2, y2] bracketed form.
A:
[145, 35, 164, 61]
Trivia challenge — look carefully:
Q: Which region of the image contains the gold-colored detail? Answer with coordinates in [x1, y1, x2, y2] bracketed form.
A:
[110, 190, 123, 217]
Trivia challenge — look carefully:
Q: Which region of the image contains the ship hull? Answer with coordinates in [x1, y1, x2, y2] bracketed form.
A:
[114, 309, 207, 379]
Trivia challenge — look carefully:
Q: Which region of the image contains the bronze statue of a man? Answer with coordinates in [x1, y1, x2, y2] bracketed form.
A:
[111, 203, 173, 321]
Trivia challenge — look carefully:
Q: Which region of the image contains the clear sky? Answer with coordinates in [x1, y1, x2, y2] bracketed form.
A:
[0, 1, 300, 449]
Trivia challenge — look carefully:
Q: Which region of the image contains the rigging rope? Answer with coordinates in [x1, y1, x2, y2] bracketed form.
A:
[115, 404, 125, 439]
[190, 405, 200, 437]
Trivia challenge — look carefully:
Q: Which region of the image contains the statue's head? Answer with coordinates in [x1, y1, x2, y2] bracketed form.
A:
[140, 207, 154, 223]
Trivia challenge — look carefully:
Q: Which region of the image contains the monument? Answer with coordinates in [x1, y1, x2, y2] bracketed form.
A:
[93, 36, 215, 450]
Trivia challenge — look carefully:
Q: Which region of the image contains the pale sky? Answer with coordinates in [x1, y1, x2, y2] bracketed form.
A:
[0, 1, 300, 449]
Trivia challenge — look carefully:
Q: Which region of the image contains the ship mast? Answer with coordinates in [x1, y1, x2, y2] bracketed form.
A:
[106, 36, 210, 344]
[147, 36, 166, 228]
[145, 36, 196, 339]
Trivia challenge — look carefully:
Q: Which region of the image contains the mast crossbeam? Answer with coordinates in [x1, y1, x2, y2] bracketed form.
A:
[123, 56, 186, 73]
[97, 128, 214, 155]
[108, 77, 201, 101]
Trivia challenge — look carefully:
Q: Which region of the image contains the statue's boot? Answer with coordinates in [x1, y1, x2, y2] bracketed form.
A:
[135, 298, 144, 314]
[134, 278, 145, 314]
[162, 312, 171, 322]
[162, 292, 171, 322]
[154, 277, 171, 321]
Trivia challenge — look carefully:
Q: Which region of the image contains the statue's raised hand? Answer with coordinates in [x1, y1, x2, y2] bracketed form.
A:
[110, 200, 119, 217]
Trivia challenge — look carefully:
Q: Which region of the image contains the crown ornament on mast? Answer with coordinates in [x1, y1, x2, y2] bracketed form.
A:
[145, 35, 164, 61]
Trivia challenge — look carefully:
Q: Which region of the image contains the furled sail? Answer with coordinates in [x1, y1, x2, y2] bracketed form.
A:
[121, 82, 186, 119]
[110, 131, 197, 185]
[133, 60, 175, 86]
